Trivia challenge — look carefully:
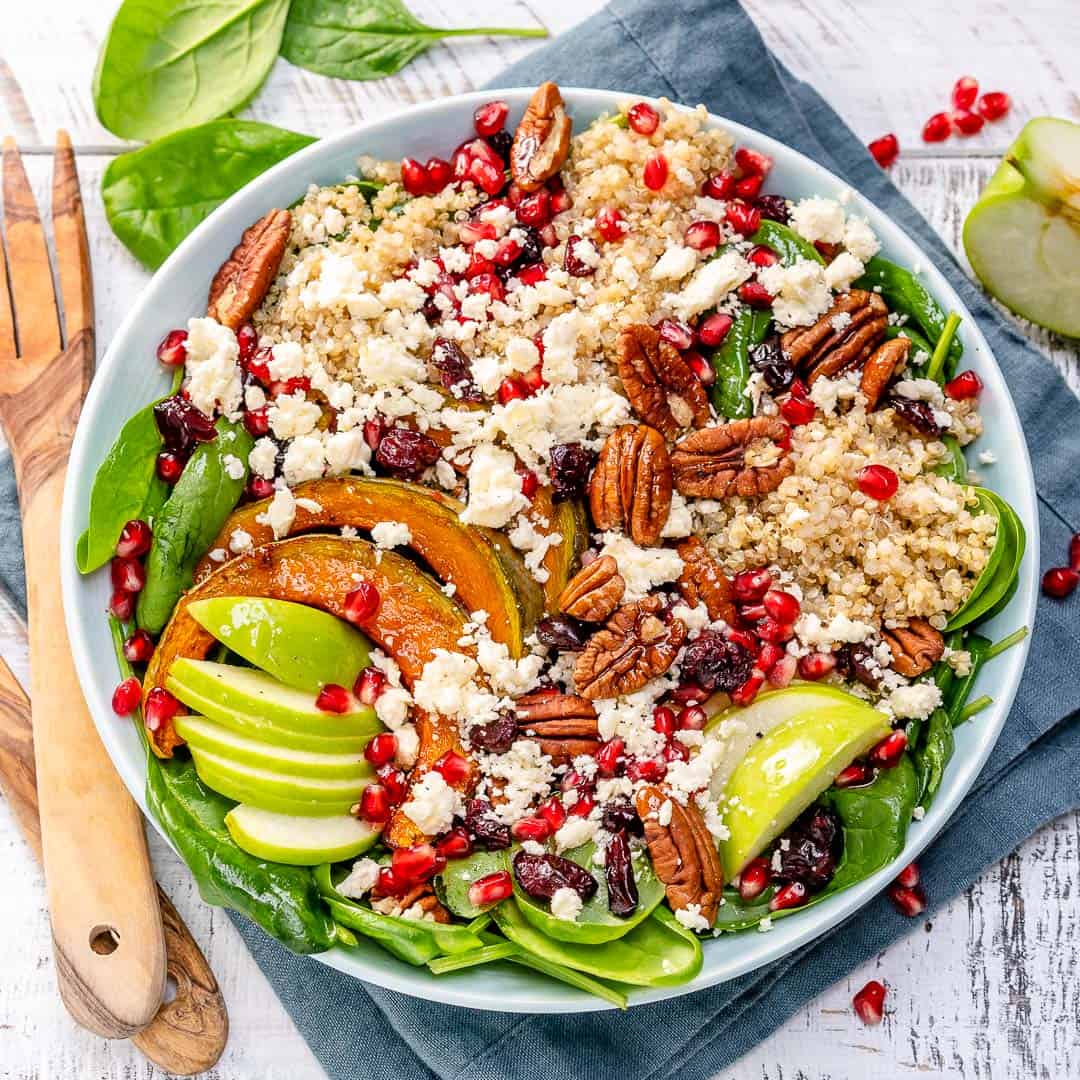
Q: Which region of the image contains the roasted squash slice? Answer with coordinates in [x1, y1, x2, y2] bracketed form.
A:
[195, 477, 542, 656]
[526, 490, 588, 612]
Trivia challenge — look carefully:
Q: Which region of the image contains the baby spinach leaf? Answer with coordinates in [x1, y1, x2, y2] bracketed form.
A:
[281, 0, 547, 81]
[103, 120, 316, 270]
[94, 0, 292, 140]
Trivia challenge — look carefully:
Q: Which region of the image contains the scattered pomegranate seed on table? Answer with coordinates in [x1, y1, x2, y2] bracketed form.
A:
[1069, 534, 1080, 572]
[857, 464, 899, 501]
[627, 101, 660, 135]
[887, 881, 928, 917]
[922, 112, 953, 143]
[952, 76, 979, 110]
[895, 862, 920, 889]
[853, 980, 887, 1026]
[867, 134, 900, 168]
[111, 677, 142, 716]
[952, 110, 985, 136]
[1042, 567, 1078, 598]
[315, 684, 350, 713]
[977, 91, 1011, 121]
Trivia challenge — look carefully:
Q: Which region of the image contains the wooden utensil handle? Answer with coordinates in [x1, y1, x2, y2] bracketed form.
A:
[23, 470, 166, 1039]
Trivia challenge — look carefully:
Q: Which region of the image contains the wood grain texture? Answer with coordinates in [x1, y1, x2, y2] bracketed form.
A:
[0, 0, 1078, 1076]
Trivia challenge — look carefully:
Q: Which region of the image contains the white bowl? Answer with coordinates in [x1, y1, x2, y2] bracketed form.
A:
[61, 88, 1038, 1012]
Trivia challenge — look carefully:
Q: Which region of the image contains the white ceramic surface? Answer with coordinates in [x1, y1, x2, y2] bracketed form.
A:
[60, 87, 1038, 1013]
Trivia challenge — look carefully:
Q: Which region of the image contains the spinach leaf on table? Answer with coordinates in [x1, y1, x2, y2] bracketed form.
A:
[94, 0, 292, 141]
[281, 0, 547, 81]
[103, 120, 316, 269]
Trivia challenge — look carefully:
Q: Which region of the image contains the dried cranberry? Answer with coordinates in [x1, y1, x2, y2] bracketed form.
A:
[563, 235, 597, 277]
[488, 128, 513, 164]
[774, 805, 842, 894]
[549, 442, 595, 501]
[754, 194, 789, 224]
[680, 630, 754, 693]
[431, 338, 482, 402]
[512, 851, 598, 902]
[886, 395, 942, 437]
[154, 395, 217, 454]
[469, 712, 518, 754]
[835, 642, 882, 690]
[374, 427, 440, 477]
[601, 799, 643, 837]
[749, 333, 794, 391]
[465, 798, 511, 850]
[535, 615, 586, 652]
[604, 830, 638, 917]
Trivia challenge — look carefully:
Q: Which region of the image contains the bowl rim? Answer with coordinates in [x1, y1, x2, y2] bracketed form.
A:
[61, 85, 1039, 1013]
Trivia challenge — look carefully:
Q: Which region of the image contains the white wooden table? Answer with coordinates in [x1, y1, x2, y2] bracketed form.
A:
[1, 2, 1077, 1077]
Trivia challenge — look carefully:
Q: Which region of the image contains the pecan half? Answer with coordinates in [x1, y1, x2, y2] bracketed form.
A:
[882, 618, 945, 678]
[207, 208, 291, 329]
[515, 690, 600, 763]
[635, 785, 724, 926]
[671, 417, 794, 500]
[559, 556, 625, 622]
[781, 290, 888, 385]
[589, 424, 673, 546]
[676, 537, 737, 625]
[510, 81, 572, 192]
[617, 324, 710, 439]
[370, 882, 452, 923]
[574, 597, 687, 700]
[860, 337, 910, 409]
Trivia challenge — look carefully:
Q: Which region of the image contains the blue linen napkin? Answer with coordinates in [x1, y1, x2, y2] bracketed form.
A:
[6, 0, 1078, 1076]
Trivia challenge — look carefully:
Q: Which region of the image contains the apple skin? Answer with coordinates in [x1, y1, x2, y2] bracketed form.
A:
[963, 117, 1080, 337]
[188, 596, 373, 693]
[719, 704, 891, 879]
[225, 804, 380, 865]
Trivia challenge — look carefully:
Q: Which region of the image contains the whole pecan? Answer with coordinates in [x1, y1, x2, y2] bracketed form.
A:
[617, 324, 710, 439]
[860, 337, 910, 409]
[370, 882, 452, 923]
[207, 208, 291, 329]
[671, 416, 794, 500]
[635, 785, 724, 926]
[882, 618, 945, 678]
[510, 81, 573, 192]
[780, 290, 888, 385]
[589, 424, 673, 546]
[676, 537, 737, 625]
[515, 689, 599, 764]
[574, 597, 687, 700]
[559, 556, 625, 622]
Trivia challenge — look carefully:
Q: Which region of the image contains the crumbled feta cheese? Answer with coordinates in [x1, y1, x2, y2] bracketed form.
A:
[758, 258, 832, 328]
[371, 521, 413, 550]
[323, 429, 372, 475]
[255, 487, 296, 539]
[267, 341, 306, 380]
[842, 216, 880, 262]
[248, 437, 277, 479]
[824, 252, 864, 292]
[400, 770, 464, 836]
[244, 384, 267, 411]
[978, 450, 996, 465]
[789, 196, 845, 245]
[651, 245, 698, 281]
[222, 454, 245, 481]
[228, 528, 254, 554]
[555, 815, 597, 853]
[669, 252, 753, 321]
[207, 548, 227, 563]
[459, 444, 529, 528]
[336, 858, 380, 899]
[598, 532, 683, 600]
[661, 491, 694, 538]
[674, 904, 710, 933]
[550, 887, 584, 922]
[282, 435, 326, 484]
[183, 317, 242, 418]
[269, 391, 321, 439]
[482, 739, 555, 824]
[413, 649, 501, 726]
[886, 681, 942, 721]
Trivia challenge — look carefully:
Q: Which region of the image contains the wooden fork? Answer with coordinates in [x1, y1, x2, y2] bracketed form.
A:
[0, 133, 166, 1038]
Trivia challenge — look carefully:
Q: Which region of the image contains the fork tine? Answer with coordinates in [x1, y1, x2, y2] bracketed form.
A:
[51, 131, 93, 348]
[2, 136, 61, 360]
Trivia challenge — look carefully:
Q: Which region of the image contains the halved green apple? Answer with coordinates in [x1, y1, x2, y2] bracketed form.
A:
[187, 596, 371, 693]
[963, 117, 1080, 337]
[225, 804, 380, 865]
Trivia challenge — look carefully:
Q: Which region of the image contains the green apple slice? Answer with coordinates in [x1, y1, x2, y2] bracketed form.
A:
[174, 715, 374, 780]
[225, 804, 380, 865]
[718, 703, 890, 878]
[963, 117, 1080, 337]
[187, 596, 372, 693]
[167, 659, 381, 751]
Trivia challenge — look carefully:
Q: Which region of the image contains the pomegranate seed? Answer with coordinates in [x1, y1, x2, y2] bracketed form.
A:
[698, 313, 734, 347]
[738, 281, 773, 308]
[377, 765, 408, 804]
[517, 262, 547, 285]
[756, 617, 795, 644]
[493, 236, 521, 265]
[790, 378, 809, 399]
[658, 318, 695, 351]
[246, 475, 274, 500]
[738, 858, 771, 901]
[538, 796, 567, 831]
[725, 628, 761, 656]
[853, 980, 886, 1026]
[685, 351, 714, 386]
[465, 252, 495, 280]
[725, 201, 761, 236]
[111, 556, 146, 594]
[376, 865, 406, 896]
[626, 758, 666, 783]
[468, 870, 513, 908]
[731, 670, 766, 706]
[315, 684, 350, 713]
[344, 582, 380, 624]
[116, 519, 152, 558]
[123, 629, 155, 664]
[953, 110, 985, 136]
[358, 783, 391, 824]
[664, 741, 689, 763]
[519, 469, 539, 499]
[363, 416, 387, 450]
[538, 224, 558, 247]
[643, 153, 668, 191]
[1043, 567, 1079, 598]
[434, 751, 471, 786]
[769, 881, 807, 911]
[364, 732, 398, 766]
[733, 569, 773, 602]
[155, 329, 188, 367]
[835, 762, 873, 788]
[747, 244, 779, 267]
[672, 683, 710, 705]
[111, 677, 142, 716]
[922, 112, 952, 143]
[469, 271, 505, 303]
[156, 451, 184, 484]
[497, 376, 528, 404]
[627, 101, 661, 135]
[474, 99, 508, 138]
[652, 706, 676, 737]
[516, 189, 551, 226]
[595, 206, 628, 242]
[1070, 533, 1080, 572]
[869, 730, 908, 768]
[734, 173, 765, 199]
[470, 157, 505, 196]
[459, 220, 497, 246]
[763, 590, 800, 624]
[857, 464, 899, 501]
[952, 76, 979, 111]
[144, 687, 179, 732]
[684, 219, 721, 251]
[797, 652, 837, 680]
[977, 91, 1011, 121]
[436, 827, 473, 860]
[757, 642, 785, 673]
[945, 370, 983, 399]
[595, 738, 625, 777]
[702, 171, 735, 200]
[393, 842, 440, 884]
[676, 705, 707, 731]
[549, 188, 572, 214]
[768, 655, 797, 688]
[244, 348, 271, 384]
[400, 157, 430, 196]
[108, 588, 134, 621]
[511, 815, 553, 842]
[521, 363, 546, 392]
[895, 862, 920, 889]
[235, 323, 257, 362]
[243, 406, 270, 437]
[559, 767, 586, 793]
[887, 882, 927, 917]
[867, 133, 900, 168]
[735, 147, 773, 177]
[425, 157, 452, 192]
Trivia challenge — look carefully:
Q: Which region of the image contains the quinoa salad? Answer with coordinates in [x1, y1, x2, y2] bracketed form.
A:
[84, 84, 1026, 1005]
